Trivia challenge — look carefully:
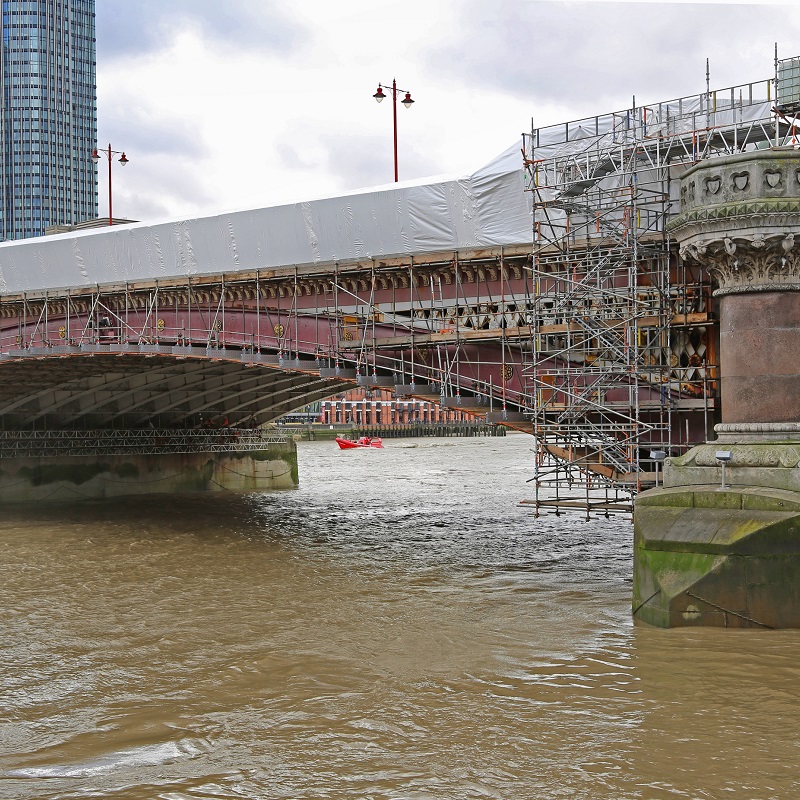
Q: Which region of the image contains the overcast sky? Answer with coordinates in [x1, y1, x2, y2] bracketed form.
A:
[95, 0, 800, 223]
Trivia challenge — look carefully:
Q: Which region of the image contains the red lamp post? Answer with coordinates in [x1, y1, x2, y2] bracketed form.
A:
[91, 144, 129, 225]
[373, 79, 415, 182]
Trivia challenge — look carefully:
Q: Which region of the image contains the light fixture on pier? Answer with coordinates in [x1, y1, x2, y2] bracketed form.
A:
[715, 450, 732, 490]
[650, 449, 666, 488]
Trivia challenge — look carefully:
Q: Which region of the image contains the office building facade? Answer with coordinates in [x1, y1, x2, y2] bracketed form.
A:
[0, 0, 97, 240]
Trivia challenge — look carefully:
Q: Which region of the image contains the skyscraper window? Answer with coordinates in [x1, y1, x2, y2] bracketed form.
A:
[0, 0, 96, 240]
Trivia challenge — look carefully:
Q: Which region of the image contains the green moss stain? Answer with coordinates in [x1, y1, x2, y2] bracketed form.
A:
[235, 444, 299, 485]
[634, 487, 800, 627]
[286, 450, 299, 485]
[634, 547, 720, 599]
[742, 490, 800, 513]
[16, 461, 142, 486]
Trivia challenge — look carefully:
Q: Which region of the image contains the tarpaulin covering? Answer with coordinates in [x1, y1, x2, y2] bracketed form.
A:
[0, 85, 777, 297]
[0, 143, 532, 295]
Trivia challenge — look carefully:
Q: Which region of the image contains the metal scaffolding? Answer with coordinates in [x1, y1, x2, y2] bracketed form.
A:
[0, 429, 290, 458]
[520, 62, 798, 516]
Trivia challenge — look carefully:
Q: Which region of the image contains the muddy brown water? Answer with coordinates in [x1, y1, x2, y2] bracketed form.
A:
[1, 435, 799, 799]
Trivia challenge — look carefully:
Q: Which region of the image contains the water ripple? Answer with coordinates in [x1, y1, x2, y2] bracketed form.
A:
[2, 436, 800, 799]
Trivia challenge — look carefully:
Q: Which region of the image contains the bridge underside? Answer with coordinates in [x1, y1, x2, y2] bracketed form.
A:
[0, 350, 351, 430]
[0, 350, 345, 502]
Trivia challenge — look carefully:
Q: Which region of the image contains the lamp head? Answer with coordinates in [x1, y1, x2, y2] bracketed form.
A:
[90, 148, 100, 164]
[402, 91, 415, 109]
[715, 450, 732, 463]
[650, 450, 666, 462]
[373, 86, 386, 103]
[118, 152, 129, 166]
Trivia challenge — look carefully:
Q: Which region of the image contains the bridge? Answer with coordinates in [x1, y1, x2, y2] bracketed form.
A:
[1, 59, 797, 507]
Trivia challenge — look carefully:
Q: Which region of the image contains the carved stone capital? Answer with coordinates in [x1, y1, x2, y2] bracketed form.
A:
[677, 233, 800, 295]
[670, 150, 800, 295]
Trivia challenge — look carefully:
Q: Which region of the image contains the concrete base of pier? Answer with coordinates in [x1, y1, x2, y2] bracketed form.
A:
[634, 483, 800, 628]
[634, 430, 800, 628]
[0, 443, 298, 503]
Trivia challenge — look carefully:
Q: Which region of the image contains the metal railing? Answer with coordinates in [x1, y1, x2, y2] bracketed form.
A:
[0, 428, 291, 459]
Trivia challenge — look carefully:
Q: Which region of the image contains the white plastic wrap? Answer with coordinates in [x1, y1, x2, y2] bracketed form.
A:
[0, 143, 532, 295]
[0, 92, 776, 297]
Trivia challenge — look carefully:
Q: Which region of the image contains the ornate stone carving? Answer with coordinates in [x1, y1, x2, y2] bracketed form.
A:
[716, 422, 800, 433]
[674, 198, 800, 226]
[765, 169, 783, 189]
[670, 444, 800, 468]
[732, 171, 750, 191]
[678, 233, 800, 294]
[670, 150, 800, 295]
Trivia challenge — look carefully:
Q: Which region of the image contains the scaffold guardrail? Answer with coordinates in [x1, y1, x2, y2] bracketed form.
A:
[0, 429, 291, 459]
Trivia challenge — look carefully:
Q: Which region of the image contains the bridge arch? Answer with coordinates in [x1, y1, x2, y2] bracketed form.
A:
[0, 349, 355, 430]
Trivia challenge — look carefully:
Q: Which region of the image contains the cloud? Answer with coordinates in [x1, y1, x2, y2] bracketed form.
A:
[429, 2, 800, 117]
[97, 0, 305, 61]
[319, 132, 443, 192]
[100, 105, 207, 161]
[101, 150, 220, 224]
[92, 0, 800, 224]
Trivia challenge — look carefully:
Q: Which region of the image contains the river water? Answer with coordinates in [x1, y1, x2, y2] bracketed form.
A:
[1, 434, 799, 800]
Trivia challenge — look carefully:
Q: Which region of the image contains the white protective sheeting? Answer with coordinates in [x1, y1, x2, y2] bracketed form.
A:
[0, 88, 775, 297]
[0, 143, 532, 295]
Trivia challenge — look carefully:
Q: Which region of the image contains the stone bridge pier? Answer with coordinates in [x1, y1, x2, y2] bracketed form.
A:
[0, 352, 358, 503]
[634, 148, 800, 628]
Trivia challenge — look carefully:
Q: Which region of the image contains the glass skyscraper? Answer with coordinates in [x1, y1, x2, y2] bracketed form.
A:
[0, 0, 96, 240]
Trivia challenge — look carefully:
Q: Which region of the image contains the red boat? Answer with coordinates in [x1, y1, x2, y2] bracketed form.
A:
[335, 436, 384, 449]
